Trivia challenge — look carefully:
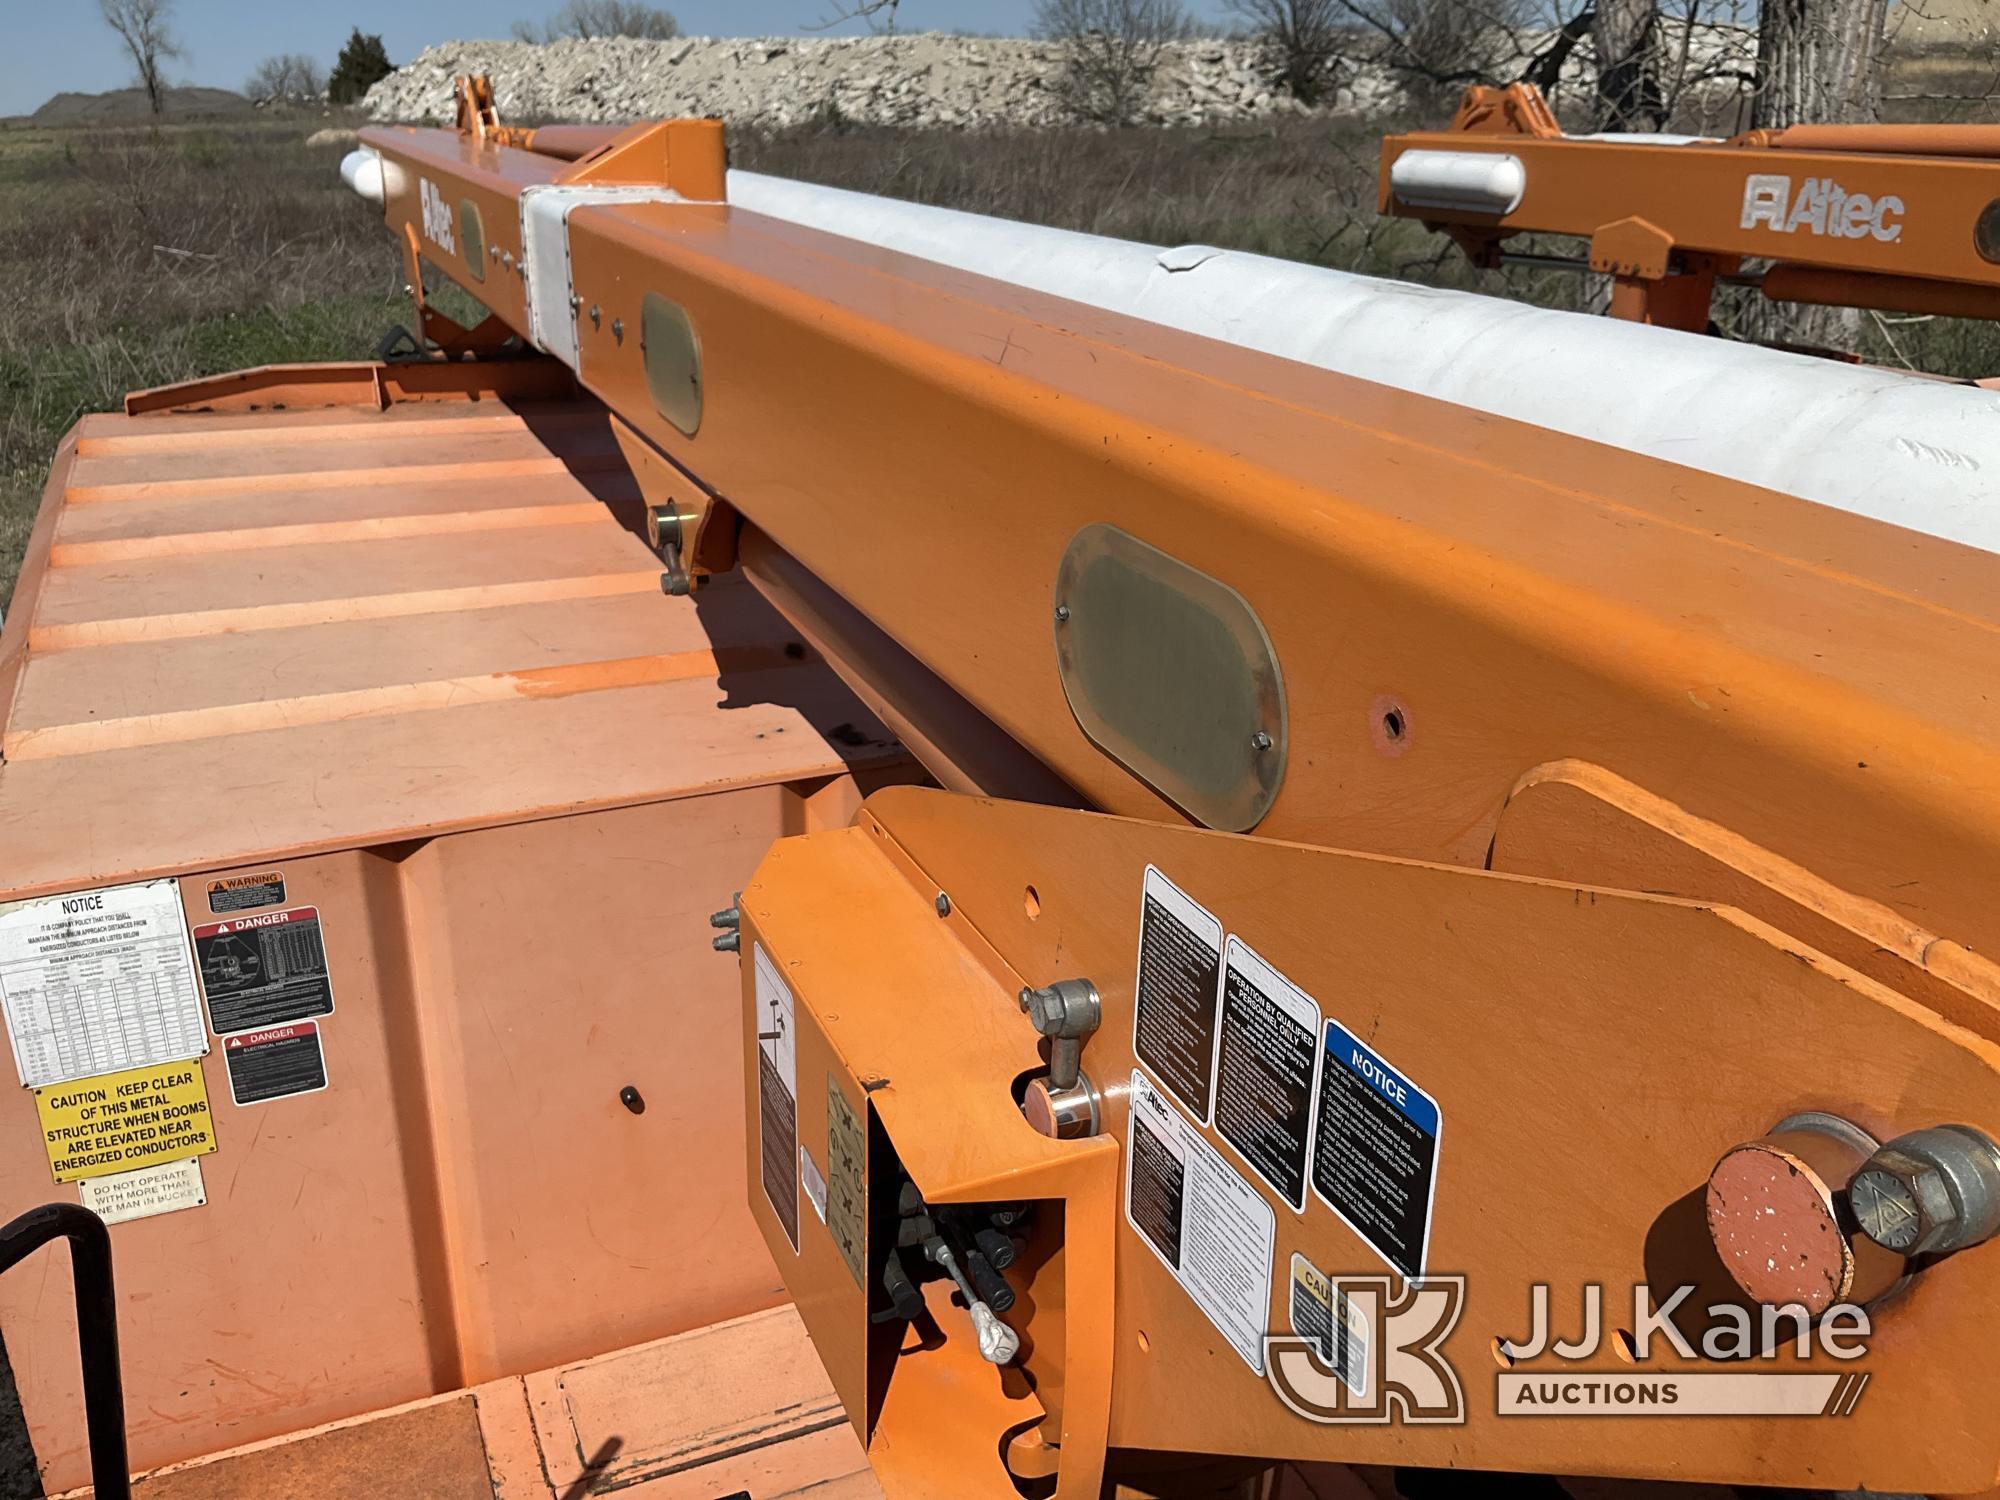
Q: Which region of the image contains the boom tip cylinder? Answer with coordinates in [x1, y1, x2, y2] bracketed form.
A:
[1388, 149, 1528, 215]
[339, 148, 398, 207]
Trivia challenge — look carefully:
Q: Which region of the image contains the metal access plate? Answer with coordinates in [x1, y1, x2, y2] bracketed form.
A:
[1053, 524, 1285, 832]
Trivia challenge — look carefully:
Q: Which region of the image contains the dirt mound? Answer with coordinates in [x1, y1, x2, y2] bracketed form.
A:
[31, 86, 255, 125]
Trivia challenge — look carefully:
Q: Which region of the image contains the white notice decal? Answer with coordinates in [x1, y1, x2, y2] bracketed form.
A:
[0, 880, 208, 1088]
[79, 1157, 207, 1226]
[1125, 1069, 1275, 1373]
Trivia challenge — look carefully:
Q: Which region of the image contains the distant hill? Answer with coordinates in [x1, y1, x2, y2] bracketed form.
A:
[30, 86, 254, 125]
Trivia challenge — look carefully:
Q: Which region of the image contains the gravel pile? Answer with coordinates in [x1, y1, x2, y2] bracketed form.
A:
[361, 33, 1408, 129]
[361, 29, 1770, 132]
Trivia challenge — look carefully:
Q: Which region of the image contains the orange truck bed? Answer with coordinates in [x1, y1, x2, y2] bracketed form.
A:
[0, 362, 906, 1493]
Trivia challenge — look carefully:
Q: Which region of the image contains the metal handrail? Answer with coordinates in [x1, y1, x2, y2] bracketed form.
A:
[0, 1205, 129, 1500]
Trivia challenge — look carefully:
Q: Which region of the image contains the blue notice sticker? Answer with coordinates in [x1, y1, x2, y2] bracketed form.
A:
[1310, 1019, 1441, 1279]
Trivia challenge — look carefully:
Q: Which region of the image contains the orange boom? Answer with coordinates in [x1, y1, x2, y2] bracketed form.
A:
[1, 77, 1997, 1499]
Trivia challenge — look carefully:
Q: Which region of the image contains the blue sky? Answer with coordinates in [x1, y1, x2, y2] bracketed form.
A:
[1, 0, 1237, 117]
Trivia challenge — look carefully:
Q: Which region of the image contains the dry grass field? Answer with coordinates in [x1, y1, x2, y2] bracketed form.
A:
[0, 118, 405, 604]
[4, 109, 1998, 608]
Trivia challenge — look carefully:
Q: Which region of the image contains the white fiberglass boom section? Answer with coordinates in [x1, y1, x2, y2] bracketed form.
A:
[726, 169, 2000, 558]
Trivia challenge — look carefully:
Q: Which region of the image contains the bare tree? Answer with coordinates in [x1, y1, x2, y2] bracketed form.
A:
[244, 53, 327, 101]
[99, 0, 184, 116]
[1034, 0, 1194, 123]
[1228, 0, 1343, 102]
[806, 0, 904, 30]
[1593, 0, 1666, 126]
[1334, 0, 1568, 106]
[1754, 0, 1888, 125]
[513, 0, 679, 42]
[1737, 0, 1889, 349]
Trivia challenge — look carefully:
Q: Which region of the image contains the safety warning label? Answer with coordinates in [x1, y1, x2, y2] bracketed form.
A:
[826, 1079, 867, 1288]
[194, 907, 335, 1036]
[1311, 1018, 1441, 1280]
[205, 872, 286, 914]
[34, 1060, 216, 1183]
[1126, 1069, 1275, 1373]
[1289, 1252, 1369, 1397]
[1132, 867, 1224, 1121]
[223, 1022, 328, 1105]
[1214, 937, 1321, 1211]
[754, 943, 800, 1252]
[80, 1157, 206, 1226]
[0, 879, 208, 1089]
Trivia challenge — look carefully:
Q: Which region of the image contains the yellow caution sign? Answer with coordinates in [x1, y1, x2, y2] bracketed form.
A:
[34, 1061, 217, 1183]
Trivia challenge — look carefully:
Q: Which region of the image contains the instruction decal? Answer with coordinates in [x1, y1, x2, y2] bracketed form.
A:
[1132, 866, 1224, 1121]
[35, 1060, 216, 1183]
[1125, 1069, 1275, 1373]
[1289, 1252, 1369, 1397]
[826, 1078, 867, 1288]
[223, 1022, 328, 1105]
[1311, 1018, 1440, 1280]
[753, 943, 800, 1252]
[1213, 937, 1322, 1211]
[205, 872, 287, 915]
[80, 1158, 207, 1226]
[194, 907, 335, 1036]
[0, 879, 208, 1089]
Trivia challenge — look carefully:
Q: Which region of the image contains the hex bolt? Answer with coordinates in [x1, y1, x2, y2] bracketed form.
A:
[1850, 1124, 2000, 1257]
[612, 318, 625, 344]
[1054, 603, 1070, 623]
[1251, 729, 1274, 752]
[589, 304, 601, 328]
[1018, 978, 1101, 1091]
[1011, 982, 1105, 1141]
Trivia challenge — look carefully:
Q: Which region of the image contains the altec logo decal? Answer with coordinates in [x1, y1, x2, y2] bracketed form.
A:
[420, 177, 457, 255]
[1741, 173, 1905, 242]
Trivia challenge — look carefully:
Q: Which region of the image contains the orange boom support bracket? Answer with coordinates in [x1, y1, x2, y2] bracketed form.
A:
[1381, 82, 2000, 330]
